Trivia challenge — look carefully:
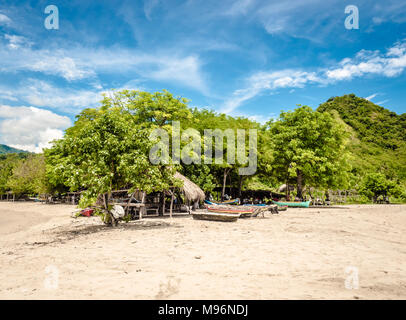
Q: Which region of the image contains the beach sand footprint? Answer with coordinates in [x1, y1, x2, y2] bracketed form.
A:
[155, 276, 181, 299]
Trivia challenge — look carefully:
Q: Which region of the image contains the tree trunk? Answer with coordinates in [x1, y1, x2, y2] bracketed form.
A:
[169, 190, 174, 219]
[238, 176, 245, 199]
[104, 192, 116, 227]
[159, 192, 165, 216]
[221, 168, 231, 201]
[296, 169, 304, 200]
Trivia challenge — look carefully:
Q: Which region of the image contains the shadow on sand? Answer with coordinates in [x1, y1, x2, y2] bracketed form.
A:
[25, 218, 184, 247]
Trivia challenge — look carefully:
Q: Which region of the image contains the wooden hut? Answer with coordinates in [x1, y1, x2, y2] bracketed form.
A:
[173, 172, 205, 210]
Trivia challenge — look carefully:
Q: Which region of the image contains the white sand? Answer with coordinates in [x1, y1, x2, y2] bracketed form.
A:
[0, 202, 405, 299]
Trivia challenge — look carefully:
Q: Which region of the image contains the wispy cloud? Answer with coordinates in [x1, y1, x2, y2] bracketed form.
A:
[143, 0, 161, 20]
[222, 40, 406, 113]
[376, 99, 389, 105]
[0, 35, 207, 91]
[0, 79, 104, 113]
[0, 13, 11, 25]
[226, 0, 254, 16]
[365, 93, 379, 101]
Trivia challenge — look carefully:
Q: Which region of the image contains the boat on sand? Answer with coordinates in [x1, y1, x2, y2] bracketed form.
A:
[206, 204, 275, 218]
[204, 199, 239, 205]
[272, 200, 310, 208]
[192, 211, 240, 222]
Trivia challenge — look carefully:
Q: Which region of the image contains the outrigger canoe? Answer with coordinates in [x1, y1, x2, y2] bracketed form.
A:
[272, 200, 310, 208]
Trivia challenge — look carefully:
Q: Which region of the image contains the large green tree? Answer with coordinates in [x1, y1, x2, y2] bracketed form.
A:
[46, 90, 187, 223]
[188, 108, 260, 200]
[267, 105, 350, 199]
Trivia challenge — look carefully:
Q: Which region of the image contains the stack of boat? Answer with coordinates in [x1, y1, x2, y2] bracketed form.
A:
[192, 200, 277, 222]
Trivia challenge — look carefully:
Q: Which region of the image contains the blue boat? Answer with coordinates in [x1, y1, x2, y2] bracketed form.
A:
[272, 200, 311, 208]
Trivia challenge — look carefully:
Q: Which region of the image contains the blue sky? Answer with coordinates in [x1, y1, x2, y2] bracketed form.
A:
[0, 0, 406, 151]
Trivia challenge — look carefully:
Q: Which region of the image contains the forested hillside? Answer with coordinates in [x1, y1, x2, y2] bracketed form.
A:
[318, 94, 406, 184]
[0, 144, 27, 155]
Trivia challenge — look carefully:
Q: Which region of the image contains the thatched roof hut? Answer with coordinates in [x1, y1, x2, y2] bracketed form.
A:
[278, 184, 295, 193]
[174, 172, 205, 203]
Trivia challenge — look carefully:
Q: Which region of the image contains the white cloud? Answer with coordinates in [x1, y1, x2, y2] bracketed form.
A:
[226, 0, 254, 16]
[144, 0, 161, 20]
[325, 42, 406, 80]
[0, 37, 207, 91]
[0, 79, 104, 113]
[30, 56, 96, 81]
[222, 39, 406, 113]
[376, 100, 389, 105]
[221, 70, 322, 113]
[0, 13, 11, 25]
[0, 105, 71, 153]
[365, 93, 378, 101]
[4, 34, 32, 49]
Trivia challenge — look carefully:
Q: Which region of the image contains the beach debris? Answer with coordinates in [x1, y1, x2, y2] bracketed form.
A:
[110, 205, 125, 219]
[80, 208, 94, 217]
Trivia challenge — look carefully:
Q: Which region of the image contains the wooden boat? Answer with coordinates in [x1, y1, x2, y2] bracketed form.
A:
[206, 205, 256, 214]
[192, 211, 240, 222]
[205, 199, 239, 205]
[206, 204, 272, 218]
[277, 205, 288, 211]
[272, 200, 311, 208]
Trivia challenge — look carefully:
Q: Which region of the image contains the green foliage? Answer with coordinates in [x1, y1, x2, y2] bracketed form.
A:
[6, 154, 49, 195]
[186, 108, 260, 196]
[0, 144, 28, 155]
[358, 172, 403, 202]
[45, 90, 184, 208]
[1, 91, 403, 207]
[266, 105, 350, 196]
[0, 153, 29, 193]
[318, 94, 406, 184]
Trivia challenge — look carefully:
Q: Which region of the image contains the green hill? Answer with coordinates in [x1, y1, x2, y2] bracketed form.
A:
[317, 94, 406, 185]
[0, 144, 27, 155]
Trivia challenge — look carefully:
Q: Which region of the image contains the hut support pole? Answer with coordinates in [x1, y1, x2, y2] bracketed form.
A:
[140, 191, 146, 220]
[125, 192, 135, 215]
[169, 190, 174, 219]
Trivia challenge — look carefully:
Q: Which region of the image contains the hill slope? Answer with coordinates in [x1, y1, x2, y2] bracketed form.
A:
[317, 94, 406, 184]
[0, 144, 27, 155]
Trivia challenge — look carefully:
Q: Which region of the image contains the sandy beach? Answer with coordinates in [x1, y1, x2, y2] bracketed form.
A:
[0, 202, 405, 299]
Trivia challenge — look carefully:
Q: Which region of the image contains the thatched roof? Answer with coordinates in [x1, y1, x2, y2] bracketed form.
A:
[174, 172, 205, 203]
[278, 184, 295, 193]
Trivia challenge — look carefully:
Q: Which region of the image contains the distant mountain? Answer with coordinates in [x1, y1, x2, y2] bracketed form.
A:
[0, 144, 28, 155]
[318, 94, 406, 184]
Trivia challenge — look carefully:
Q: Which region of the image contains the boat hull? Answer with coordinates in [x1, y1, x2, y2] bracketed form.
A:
[192, 212, 240, 222]
[272, 200, 310, 208]
[206, 205, 256, 214]
[205, 199, 239, 205]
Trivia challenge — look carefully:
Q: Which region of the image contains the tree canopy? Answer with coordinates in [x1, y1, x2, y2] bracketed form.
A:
[0, 92, 404, 207]
[266, 105, 350, 199]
